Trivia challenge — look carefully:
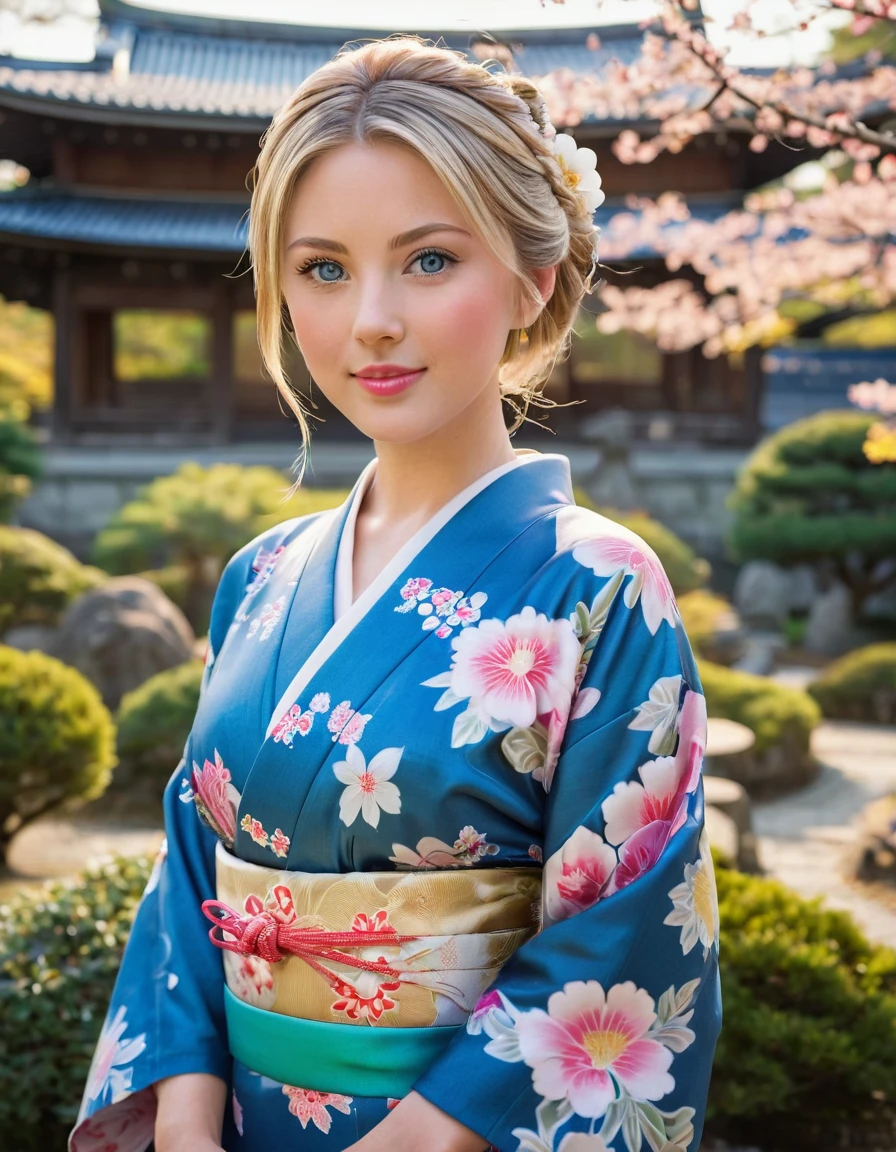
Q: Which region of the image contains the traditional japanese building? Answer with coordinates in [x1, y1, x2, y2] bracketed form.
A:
[0, 0, 873, 558]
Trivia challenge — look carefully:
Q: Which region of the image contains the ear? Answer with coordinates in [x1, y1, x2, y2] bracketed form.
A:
[514, 264, 559, 330]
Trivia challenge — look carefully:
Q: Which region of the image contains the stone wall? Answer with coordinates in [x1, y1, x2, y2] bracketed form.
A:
[18, 439, 748, 568]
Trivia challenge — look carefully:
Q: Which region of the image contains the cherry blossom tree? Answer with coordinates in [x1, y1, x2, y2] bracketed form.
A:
[532, 0, 896, 454]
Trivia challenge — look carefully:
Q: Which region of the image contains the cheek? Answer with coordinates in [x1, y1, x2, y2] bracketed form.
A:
[425, 281, 513, 358]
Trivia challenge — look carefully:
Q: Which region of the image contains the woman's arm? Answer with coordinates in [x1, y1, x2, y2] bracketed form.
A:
[154, 1073, 228, 1152]
[343, 1091, 488, 1152]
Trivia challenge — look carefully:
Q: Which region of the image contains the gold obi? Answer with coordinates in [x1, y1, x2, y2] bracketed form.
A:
[206, 842, 541, 1029]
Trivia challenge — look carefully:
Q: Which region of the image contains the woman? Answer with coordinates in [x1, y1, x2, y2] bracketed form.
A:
[71, 35, 721, 1152]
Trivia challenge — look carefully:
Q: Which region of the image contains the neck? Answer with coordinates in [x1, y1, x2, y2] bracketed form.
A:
[364, 379, 519, 528]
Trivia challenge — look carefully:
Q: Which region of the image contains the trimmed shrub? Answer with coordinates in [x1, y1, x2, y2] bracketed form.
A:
[115, 659, 203, 791]
[710, 860, 896, 1150]
[699, 659, 821, 796]
[677, 589, 742, 665]
[0, 413, 42, 522]
[0, 645, 116, 865]
[574, 489, 710, 595]
[728, 409, 896, 616]
[0, 854, 154, 1151]
[809, 642, 896, 724]
[91, 463, 348, 629]
[0, 525, 106, 636]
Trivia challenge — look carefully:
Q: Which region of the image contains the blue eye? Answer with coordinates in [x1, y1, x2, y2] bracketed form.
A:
[412, 248, 456, 276]
[313, 261, 344, 283]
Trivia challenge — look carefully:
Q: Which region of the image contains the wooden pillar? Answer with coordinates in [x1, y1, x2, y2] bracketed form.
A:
[51, 268, 73, 444]
[210, 277, 235, 444]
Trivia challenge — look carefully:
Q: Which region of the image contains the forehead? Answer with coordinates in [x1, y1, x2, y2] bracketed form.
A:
[286, 140, 466, 232]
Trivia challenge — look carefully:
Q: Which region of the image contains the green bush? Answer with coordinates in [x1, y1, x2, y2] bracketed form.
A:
[809, 642, 896, 724]
[698, 659, 820, 796]
[710, 861, 896, 1149]
[0, 525, 106, 636]
[677, 589, 741, 663]
[0, 645, 116, 865]
[0, 854, 154, 1150]
[574, 488, 710, 594]
[115, 659, 203, 790]
[0, 413, 42, 522]
[91, 462, 348, 629]
[728, 409, 896, 616]
[699, 658, 820, 756]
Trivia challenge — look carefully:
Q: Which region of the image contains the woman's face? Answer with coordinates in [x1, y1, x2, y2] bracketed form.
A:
[280, 140, 548, 446]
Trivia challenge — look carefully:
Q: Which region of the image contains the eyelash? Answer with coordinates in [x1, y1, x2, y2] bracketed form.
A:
[295, 247, 458, 286]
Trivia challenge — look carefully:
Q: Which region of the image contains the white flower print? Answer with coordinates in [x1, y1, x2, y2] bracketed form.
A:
[84, 1006, 147, 1106]
[664, 830, 720, 959]
[572, 534, 678, 636]
[628, 674, 684, 755]
[395, 576, 487, 639]
[333, 743, 403, 829]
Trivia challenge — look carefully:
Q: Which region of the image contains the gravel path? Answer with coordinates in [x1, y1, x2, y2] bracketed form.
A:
[752, 719, 896, 948]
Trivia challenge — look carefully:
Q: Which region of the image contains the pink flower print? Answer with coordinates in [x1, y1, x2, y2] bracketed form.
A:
[232, 1091, 244, 1137]
[272, 704, 303, 747]
[431, 587, 458, 609]
[400, 576, 432, 601]
[573, 534, 678, 636]
[338, 709, 372, 746]
[224, 950, 276, 1008]
[528, 844, 544, 863]
[191, 750, 240, 846]
[677, 689, 707, 796]
[296, 711, 314, 737]
[310, 692, 331, 713]
[240, 813, 269, 847]
[515, 980, 675, 1119]
[247, 545, 285, 595]
[449, 606, 580, 729]
[257, 596, 285, 641]
[435, 623, 452, 639]
[327, 700, 355, 736]
[283, 1086, 352, 1133]
[544, 827, 617, 924]
[613, 819, 678, 893]
[85, 1005, 147, 1106]
[270, 828, 291, 858]
[454, 826, 498, 863]
[330, 968, 401, 1023]
[246, 616, 261, 638]
[602, 757, 688, 848]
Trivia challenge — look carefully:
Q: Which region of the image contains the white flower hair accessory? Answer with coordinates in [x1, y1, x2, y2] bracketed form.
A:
[550, 133, 606, 214]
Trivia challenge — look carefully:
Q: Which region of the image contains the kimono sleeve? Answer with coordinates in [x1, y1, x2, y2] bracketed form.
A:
[68, 542, 258, 1152]
[414, 579, 723, 1152]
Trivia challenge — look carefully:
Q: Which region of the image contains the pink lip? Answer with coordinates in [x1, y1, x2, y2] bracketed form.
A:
[354, 367, 426, 397]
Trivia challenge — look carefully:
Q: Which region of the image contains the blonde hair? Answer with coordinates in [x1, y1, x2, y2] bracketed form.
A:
[248, 34, 597, 458]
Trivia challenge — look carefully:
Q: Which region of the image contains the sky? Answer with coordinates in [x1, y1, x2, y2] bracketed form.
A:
[0, 0, 850, 68]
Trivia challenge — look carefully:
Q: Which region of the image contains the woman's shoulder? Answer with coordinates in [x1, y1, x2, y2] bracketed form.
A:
[225, 508, 332, 580]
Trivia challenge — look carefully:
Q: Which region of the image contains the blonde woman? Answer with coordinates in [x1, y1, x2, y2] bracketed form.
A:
[72, 35, 721, 1152]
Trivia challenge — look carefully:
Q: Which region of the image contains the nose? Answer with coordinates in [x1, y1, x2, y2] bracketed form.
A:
[351, 275, 405, 346]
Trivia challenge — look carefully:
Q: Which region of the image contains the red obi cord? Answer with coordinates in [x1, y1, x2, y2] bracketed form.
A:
[201, 899, 420, 982]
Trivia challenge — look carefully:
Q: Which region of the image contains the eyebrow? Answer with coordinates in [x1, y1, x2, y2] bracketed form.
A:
[285, 222, 472, 254]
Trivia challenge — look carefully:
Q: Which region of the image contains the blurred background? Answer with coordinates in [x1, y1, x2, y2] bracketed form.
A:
[0, 3, 895, 1150]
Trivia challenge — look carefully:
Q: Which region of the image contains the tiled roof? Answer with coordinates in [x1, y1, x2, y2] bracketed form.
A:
[0, 21, 648, 124]
[0, 188, 741, 257]
[0, 191, 249, 252]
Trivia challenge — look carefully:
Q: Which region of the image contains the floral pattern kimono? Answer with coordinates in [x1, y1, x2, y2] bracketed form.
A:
[71, 450, 722, 1152]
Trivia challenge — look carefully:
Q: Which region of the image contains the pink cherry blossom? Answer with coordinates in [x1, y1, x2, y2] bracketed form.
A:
[309, 692, 331, 713]
[573, 536, 677, 636]
[448, 607, 581, 729]
[515, 980, 674, 1119]
[224, 951, 276, 1009]
[240, 813, 269, 847]
[191, 750, 240, 845]
[544, 826, 618, 924]
[296, 711, 313, 736]
[282, 1087, 353, 1133]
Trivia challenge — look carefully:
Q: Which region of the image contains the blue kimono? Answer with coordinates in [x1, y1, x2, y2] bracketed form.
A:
[71, 450, 721, 1152]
